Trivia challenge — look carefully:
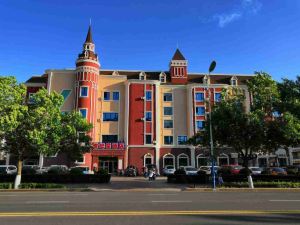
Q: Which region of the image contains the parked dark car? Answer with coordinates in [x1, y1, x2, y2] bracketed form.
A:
[22, 165, 39, 175]
[261, 167, 287, 176]
[125, 165, 138, 177]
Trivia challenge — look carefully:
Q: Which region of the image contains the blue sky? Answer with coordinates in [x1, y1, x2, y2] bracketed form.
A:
[0, 0, 299, 82]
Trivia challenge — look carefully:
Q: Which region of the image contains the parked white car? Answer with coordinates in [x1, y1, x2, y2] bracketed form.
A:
[162, 166, 176, 176]
[182, 166, 198, 175]
[249, 167, 263, 175]
[199, 166, 220, 175]
[0, 165, 17, 175]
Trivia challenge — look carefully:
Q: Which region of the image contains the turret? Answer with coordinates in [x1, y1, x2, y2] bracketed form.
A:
[169, 49, 188, 84]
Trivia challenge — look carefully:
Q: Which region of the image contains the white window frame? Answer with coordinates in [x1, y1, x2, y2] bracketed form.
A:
[217, 153, 229, 166]
[139, 71, 146, 80]
[103, 91, 110, 101]
[177, 135, 188, 145]
[231, 76, 238, 86]
[79, 108, 88, 119]
[159, 72, 166, 83]
[145, 111, 152, 122]
[145, 90, 152, 101]
[79, 86, 89, 98]
[195, 92, 204, 102]
[177, 153, 190, 168]
[163, 107, 173, 116]
[164, 120, 173, 129]
[144, 153, 153, 167]
[163, 136, 174, 145]
[112, 91, 120, 101]
[196, 154, 209, 168]
[195, 106, 205, 116]
[102, 112, 119, 122]
[163, 153, 175, 168]
[195, 120, 205, 132]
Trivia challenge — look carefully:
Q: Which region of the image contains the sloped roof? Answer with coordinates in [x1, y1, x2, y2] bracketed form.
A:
[172, 49, 186, 60]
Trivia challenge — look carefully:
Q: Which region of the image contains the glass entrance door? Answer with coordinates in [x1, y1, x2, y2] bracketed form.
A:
[99, 157, 118, 174]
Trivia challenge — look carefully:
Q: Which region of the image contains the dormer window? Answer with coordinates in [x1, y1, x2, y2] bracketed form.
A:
[231, 76, 238, 86]
[203, 75, 210, 84]
[112, 71, 119, 76]
[159, 72, 166, 83]
[139, 72, 146, 80]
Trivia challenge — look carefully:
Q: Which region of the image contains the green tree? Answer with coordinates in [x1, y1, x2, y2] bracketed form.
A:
[247, 71, 279, 116]
[0, 77, 92, 188]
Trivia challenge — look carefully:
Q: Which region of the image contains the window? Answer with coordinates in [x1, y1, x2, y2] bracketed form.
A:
[231, 79, 237, 86]
[61, 90, 71, 101]
[139, 72, 146, 80]
[145, 112, 152, 121]
[102, 135, 118, 143]
[164, 120, 173, 128]
[164, 107, 173, 116]
[195, 93, 204, 102]
[104, 92, 110, 101]
[163, 154, 175, 167]
[146, 91, 152, 101]
[144, 154, 152, 166]
[160, 73, 166, 83]
[112, 92, 119, 101]
[145, 135, 152, 144]
[178, 136, 187, 145]
[196, 121, 205, 131]
[163, 93, 172, 102]
[28, 93, 36, 103]
[178, 154, 189, 167]
[80, 86, 88, 97]
[103, 112, 118, 121]
[196, 107, 205, 116]
[215, 93, 221, 102]
[79, 109, 87, 118]
[164, 136, 173, 145]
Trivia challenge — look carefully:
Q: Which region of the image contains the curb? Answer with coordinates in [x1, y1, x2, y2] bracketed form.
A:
[184, 188, 300, 192]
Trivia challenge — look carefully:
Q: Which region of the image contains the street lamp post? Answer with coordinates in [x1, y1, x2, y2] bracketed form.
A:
[208, 61, 216, 191]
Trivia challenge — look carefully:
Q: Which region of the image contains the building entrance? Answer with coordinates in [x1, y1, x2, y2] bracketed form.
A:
[99, 157, 118, 174]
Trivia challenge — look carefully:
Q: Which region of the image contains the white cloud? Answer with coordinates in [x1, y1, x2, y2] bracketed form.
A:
[214, 13, 242, 28]
[208, 0, 262, 28]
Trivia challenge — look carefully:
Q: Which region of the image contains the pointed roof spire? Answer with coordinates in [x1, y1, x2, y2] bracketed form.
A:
[172, 48, 186, 60]
[85, 25, 93, 43]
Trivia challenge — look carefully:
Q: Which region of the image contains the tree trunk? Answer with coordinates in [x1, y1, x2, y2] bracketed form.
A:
[243, 156, 254, 189]
[14, 159, 22, 189]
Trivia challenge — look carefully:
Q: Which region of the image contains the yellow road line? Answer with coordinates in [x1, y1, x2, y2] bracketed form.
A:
[0, 210, 300, 217]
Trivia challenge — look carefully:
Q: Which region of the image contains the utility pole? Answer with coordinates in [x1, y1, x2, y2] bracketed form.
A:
[208, 61, 216, 191]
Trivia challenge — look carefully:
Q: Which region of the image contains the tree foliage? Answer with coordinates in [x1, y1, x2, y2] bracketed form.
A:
[0, 76, 92, 186]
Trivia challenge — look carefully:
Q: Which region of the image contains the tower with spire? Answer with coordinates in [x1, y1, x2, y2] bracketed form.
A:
[75, 25, 100, 141]
[169, 48, 188, 84]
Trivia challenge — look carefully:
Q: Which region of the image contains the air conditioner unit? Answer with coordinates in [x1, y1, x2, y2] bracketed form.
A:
[140, 96, 145, 100]
[140, 117, 145, 121]
[153, 140, 157, 144]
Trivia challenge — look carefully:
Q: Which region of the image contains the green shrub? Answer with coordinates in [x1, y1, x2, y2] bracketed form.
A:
[18, 183, 66, 189]
[69, 167, 84, 175]
[222, 181, 300, 188]
[0, 183, 13, 189]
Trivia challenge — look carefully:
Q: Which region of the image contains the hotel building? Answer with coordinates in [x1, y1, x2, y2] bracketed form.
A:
[23, 26, 283, 174]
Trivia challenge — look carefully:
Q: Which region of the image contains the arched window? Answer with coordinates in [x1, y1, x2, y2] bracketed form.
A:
[203, 75, 210, 84]
[159, 72, 166, 83]
[144, 153, 153, 167]
[217, 153, 229, 166]
[231, 76, 238, 86]
[139, 71, 146, 80]
[163, 153, 175, 168]
[196, 154, 209, 168]
[177, 153, 189, 168]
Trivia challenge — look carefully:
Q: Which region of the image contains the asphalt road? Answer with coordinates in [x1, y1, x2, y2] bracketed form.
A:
[0, 191, 300, 225]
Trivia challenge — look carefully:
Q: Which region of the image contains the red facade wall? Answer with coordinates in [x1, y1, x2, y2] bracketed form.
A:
[128, 147, 155, 173]
[128, 84, 145, 145]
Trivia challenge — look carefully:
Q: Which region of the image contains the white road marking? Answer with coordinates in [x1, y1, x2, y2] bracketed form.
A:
[26, 201, 70, 204]
[151, 200, 192, 203]
[147, 194, 178, 196]
[269, 200, 300, 202]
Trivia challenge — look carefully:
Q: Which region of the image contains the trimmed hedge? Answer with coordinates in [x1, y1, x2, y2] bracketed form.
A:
[168, 174, 300, 184]
[223, 181, 300, 188]
[0, 183, 66, 189]
[0, 174, 111, 183]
